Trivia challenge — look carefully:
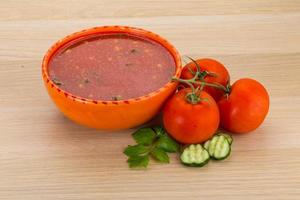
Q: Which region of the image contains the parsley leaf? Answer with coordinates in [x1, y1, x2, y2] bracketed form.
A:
[132, 128, 156, 145]
[124, 126, 180, 168]
[124, 144, 148, 157]
[127, 155, 149, 168]
[156, 134, 179, 153]
[151, 147, 170, 163]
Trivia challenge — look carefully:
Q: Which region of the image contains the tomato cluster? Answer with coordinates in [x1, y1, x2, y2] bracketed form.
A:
[163, 58, 269, 144]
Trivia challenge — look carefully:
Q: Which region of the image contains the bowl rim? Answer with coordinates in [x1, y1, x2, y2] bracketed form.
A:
[42, 25, 182, 105]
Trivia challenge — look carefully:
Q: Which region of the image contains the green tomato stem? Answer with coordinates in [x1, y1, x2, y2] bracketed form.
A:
[172, 77, 229, 93]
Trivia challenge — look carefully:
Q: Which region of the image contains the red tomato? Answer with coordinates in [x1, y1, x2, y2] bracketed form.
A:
[163, 88, 220, 144]
[181, 58, 230, 101]
[218, 78, 269, 134]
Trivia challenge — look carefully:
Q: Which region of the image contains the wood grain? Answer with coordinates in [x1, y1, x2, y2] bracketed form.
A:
[1, 1, 300, 199]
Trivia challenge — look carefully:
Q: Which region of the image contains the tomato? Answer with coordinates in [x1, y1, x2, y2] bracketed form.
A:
[218, 78, 269, 134]
[181, 58, 230, 101]
[162, 88, 220, 144]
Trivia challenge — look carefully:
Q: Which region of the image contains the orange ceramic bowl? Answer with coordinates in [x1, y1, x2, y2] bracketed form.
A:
[42, 26, 181, 130]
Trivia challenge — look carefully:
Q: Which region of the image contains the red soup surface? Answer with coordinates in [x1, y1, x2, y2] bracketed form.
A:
[48, 33, 176, 101]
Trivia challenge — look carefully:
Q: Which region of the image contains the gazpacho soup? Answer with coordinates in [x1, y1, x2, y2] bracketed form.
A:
[48, 33, 176, 101]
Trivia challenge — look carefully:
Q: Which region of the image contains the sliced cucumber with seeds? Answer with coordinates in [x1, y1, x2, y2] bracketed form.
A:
[180, 144, 210, 167]
[207, 135, 231, 160]
[217, 133, 233, 145]
[203, 140, 210, 150]
[203, 133, 233, 151]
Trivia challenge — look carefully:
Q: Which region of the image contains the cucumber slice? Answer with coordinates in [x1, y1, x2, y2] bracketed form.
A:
[207, 135, 231, 160]
[217, 133, 233, 145]
[203, 140, 210, 150]
[180, 144, 210, 167]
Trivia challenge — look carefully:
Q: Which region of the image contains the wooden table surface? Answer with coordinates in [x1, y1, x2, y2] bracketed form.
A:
[1, 1, 300, 199]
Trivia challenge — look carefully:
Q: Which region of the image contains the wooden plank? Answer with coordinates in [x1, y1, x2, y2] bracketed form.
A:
[1, 0, 300, 20]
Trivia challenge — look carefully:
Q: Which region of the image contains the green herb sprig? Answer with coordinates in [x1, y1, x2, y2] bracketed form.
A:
[124, 126, 179, 168]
